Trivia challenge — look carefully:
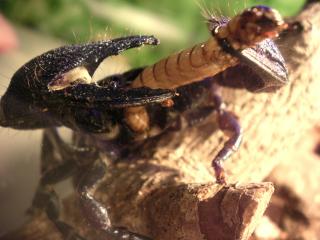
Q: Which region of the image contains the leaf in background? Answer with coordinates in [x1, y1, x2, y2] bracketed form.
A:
[84, 0, 186, 43]
[0, 0, 307, 66]
[214, 0, 306, 16]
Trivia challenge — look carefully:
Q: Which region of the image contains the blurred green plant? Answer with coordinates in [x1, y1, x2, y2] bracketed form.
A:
[215, 0, 306, 16]
[0, 0, 306, 67]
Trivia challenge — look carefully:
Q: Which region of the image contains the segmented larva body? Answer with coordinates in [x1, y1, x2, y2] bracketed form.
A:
[131, 6, 285, 90]
[125, 21, 242, 134]
[131, 37, 238, 89]
[126, 6, 286, 134]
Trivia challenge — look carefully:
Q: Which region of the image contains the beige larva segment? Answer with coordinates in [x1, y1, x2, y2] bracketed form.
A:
[131, 37, 239, 90]
[177, 48, 194, 74]
[140, 67, 154, 87]
[124, 106, 149, 133]
[190, 44, 207, 68]
[163, 53, 182, 85]
[153, 58, 172, 88]
[202, 37, 220, 63]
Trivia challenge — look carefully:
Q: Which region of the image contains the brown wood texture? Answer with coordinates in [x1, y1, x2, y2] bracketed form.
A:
[2, 3, 320, 240]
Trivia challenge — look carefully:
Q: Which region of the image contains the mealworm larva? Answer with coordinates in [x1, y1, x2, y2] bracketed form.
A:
[131, 6, 285, 90]
[125, 6, 287, 133]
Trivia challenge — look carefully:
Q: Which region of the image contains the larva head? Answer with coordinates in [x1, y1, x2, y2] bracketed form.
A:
[215, 6, 287, 50]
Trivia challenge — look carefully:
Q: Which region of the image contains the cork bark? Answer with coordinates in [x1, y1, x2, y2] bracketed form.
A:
[2, 3, 320, 240]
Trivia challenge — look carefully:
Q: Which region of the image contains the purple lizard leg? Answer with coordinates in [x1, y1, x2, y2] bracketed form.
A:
[78, 159, 152, 240]
[31, 185, 86, 240]
[32, 129, 150, 239]
[211, 89, 243, 184]
[29, 128, 102, 240]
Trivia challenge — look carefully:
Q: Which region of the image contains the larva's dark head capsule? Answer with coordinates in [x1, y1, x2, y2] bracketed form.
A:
[211, 6, 290, 92]
[215, 5, 288, 50]
[242, 6, 287, 38]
